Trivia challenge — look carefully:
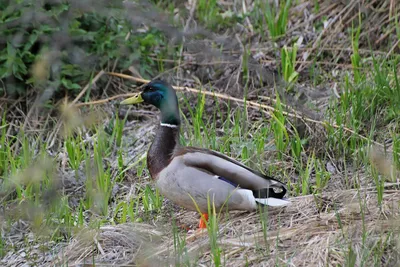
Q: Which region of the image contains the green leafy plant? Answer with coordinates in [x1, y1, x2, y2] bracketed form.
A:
[350, 13, 363, 84]
[256, 0, 291, 38]
[172, 220, 192, 266]
[281, 44, 299, 86]
[313, 159, 331, 193]
[64, 136, 84, 171]
[0, 1, 167, 97]
[142, 185, 163, 214]
[271, 94, 289, 159]
[197, 0, 219, 27]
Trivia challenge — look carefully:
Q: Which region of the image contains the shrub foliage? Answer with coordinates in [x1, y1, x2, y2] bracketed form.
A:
[0, 0, 165, 98]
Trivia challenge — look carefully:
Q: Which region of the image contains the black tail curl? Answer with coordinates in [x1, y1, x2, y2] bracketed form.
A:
[252, 185, 286, 199]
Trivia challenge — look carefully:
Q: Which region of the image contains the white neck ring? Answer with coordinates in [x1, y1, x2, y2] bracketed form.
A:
[160, 122, 178, 128]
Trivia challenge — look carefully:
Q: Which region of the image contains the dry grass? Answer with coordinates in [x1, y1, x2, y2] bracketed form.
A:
[51, 184, 400, 266]
[51, 223, 165, 266]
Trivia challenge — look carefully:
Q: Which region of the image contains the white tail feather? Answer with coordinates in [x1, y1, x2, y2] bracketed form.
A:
[238, 189, 290, 209]
[255, 197, 290, 207]
[237, 189, 258, 209]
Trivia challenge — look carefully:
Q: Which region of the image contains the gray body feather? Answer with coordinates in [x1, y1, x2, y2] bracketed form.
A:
[155, 148, 288, 213]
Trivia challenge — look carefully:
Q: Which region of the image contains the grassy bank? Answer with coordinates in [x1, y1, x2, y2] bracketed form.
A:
[1, 0, 400, 266]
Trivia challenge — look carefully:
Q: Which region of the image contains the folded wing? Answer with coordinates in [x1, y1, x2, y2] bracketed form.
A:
[176, 147, 287, 199]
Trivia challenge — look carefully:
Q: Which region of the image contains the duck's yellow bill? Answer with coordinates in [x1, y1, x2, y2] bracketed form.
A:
[120, 93, 143, 105]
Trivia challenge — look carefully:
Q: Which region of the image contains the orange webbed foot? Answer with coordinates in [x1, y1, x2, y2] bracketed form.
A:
[198, 213, 209, 229]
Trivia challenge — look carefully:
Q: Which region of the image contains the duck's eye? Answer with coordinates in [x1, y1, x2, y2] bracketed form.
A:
[143, 86, 150, 92]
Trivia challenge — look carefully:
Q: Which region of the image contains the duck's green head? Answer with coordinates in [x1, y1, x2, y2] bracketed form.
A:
[120, 80, 180, 125]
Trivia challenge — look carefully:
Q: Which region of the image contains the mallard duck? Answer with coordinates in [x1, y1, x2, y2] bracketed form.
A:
[120, 80, 289, 228]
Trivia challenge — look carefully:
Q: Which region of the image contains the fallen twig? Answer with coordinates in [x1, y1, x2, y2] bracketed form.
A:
[102, 72, 391, 152]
